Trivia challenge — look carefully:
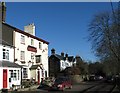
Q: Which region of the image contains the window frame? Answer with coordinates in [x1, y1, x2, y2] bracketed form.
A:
[35, 55, 41, 63]
[3, 48, 9, 60]
[39, 42, 42, 49]
[31, 39, 34, 46]
[23, 68, 28, 78]
[20, 51, 25, 61]
[31, 53, 34, 60]
[21, 35, 25, 44]
[9, 70, 18, 80]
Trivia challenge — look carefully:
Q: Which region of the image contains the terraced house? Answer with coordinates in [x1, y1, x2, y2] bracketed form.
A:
[0, 2, 22, 90]
[49, 48, 76, 77]
[0, 40, 22, 90]
[12, 23, 49, 83]
[1, 2, 49, 89]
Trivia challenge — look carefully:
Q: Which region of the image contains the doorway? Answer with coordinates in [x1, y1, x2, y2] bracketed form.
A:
[3, 69, 7, 88]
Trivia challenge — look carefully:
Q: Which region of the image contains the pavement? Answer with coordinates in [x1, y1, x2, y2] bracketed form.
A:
[14, 81, 87, 92]
[2, 81, 119, 92]
[15, 81, 88, 92]
[0, 85, 40, 92]
[17, 85, 39, 91]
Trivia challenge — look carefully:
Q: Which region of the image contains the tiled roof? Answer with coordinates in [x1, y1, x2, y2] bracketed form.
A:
[3, 22, 49, 44]
[0, 39, 15, 48]
[29, 65, 42, 70]
[51, 54, 75, 63]
[54, 54, 64, 60]
[0, 61, 22, 68]
[68, 56, 74, 62]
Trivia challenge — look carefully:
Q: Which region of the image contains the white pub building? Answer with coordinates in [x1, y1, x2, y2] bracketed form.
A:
[1, 2, 49, 86]
[13, 23, 49, 84]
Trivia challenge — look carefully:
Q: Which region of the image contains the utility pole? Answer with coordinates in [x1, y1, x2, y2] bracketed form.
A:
[110, 1, 120, 74]
[0, 2, 2, 44]
[118, 1, 120, 74]
[117, 1, 120, 31]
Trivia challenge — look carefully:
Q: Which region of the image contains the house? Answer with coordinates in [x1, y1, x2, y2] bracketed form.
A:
[12, 23, 49, 84]
[49, 49, 76, 77]
[0, 3, 22, 90]
[0, 43, 22, 90]
[1, 2, 49, 84]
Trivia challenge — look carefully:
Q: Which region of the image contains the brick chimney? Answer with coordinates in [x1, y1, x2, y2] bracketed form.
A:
[61, 52, 64, 57]
[65, 53, 68, 58]
[65, 53, 68, 60]
[24, 23, 35, 36]
[2, 2, 6, 22]
[51, 48, 55, 55]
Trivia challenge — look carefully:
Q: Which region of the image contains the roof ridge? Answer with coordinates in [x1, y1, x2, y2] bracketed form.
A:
[3, 22, 49, 44]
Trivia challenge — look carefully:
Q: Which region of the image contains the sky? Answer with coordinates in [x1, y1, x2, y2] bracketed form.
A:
[5, 2, 118, 62]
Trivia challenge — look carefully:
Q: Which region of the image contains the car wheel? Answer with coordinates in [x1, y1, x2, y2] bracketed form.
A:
[69, 85, 72, 89]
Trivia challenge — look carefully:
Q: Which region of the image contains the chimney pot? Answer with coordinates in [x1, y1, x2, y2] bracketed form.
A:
[2, 2, 6, 22]
[61, 52, 64, 57]
[65, 53, 68, 58]
[51, 48, 55, 55]
[24, 23, 35, 36]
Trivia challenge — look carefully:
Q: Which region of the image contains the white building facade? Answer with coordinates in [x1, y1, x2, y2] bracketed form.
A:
[13, 24, 49, 83]
[0, 44, 21, 90]
[1, 2, 49, 87]
[60, 57, 76, 71]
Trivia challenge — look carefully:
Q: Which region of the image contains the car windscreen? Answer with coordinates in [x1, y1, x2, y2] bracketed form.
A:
[55, 78, 65, 84]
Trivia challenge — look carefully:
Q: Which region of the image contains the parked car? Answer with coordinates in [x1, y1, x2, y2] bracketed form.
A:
[38, 77, 54, 89]
[105, 76, 114, 83]
[51, 77, 72, 91]
[95, 76, 103, 81]
[89, 75, 96, 81]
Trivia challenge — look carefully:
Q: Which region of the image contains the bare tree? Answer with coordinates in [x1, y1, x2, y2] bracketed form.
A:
[88, 8, 120, 75]
[88, 10, 120, 62]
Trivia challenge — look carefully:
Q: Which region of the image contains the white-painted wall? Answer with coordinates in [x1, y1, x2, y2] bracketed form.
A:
[14, 29, 49, 80]
[0, 67, 21, 90]
[60, 60, 66, 71]
[8, 67, 21, 89]
[0, 44, 21, 90]
[0, 44, 14, 62]
[60, 59, 75, 71]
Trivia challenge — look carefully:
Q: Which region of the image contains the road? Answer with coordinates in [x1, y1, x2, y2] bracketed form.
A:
[14, 81, 120, 93]
[64, 81, 120, 93]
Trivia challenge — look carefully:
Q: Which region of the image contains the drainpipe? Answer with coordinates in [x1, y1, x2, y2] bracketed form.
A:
[21, 68, 22, 88]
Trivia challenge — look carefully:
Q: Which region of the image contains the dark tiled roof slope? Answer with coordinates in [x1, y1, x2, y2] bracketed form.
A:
[68, 56, 74, 62]
[3, 23, 49, 44]
[54, 54, 64, 60]
[50, 54, 75, 63]
[0, 61, 22, 68]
